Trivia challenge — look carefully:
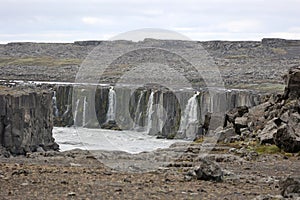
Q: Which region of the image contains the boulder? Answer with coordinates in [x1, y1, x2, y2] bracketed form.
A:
[273, 111, 300, 153]
[223, 106, 249, 128]
[101, 120, 122, 131]
[215, 127, 236, 143]
[280, 176, 300, 198]
[194, 159, 223, 182]
[258, 120, 278, 144]
[234, 117, 248, 134]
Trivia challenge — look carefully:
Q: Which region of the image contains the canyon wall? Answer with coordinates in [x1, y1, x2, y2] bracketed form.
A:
[52, 84, 263, 139]
[0, 86, 58, 155]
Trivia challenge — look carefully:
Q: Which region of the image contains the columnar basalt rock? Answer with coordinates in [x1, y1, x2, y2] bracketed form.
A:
[0, 85, 58, 155]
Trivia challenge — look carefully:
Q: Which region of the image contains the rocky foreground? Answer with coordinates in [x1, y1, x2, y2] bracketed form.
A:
[0, 142, 299, 199]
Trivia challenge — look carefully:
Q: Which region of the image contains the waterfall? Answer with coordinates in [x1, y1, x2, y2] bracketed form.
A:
[82, 96, 87, 127]
[52, 91, 59, 117]
[106, 86, 116, 122]
[178, 92, 200, 134]
[74, 99, 80, 126]
[134, 90, 145, 129]
[146, 91, 154, 133]
[157, 92, 164, 132]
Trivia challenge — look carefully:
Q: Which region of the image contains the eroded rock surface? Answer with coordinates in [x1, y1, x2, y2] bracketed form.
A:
[220, 66, 300, 153]
[0, 86, 58, 155]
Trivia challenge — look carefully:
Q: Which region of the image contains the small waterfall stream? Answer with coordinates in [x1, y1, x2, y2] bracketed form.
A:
[106, 87, 117, 122]
[134, 90, 145, 129]
[74, 99, 80, 126]
[178, 92, 200, 136]
[82, 96, 87, 127]
[146, 91, 154, 133]
[52, 91, 59, 117]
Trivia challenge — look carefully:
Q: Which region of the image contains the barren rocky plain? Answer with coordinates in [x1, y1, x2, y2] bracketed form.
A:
[0, 38, 300, 199]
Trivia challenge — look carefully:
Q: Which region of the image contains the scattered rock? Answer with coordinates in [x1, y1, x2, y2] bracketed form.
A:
[258, 120, 277, 145]
[252, 194, 284, 200]
[101, 120, 122, 131]
[215, 127, 237, 143]
[280, 176, 300, 198]
[194, 159, 223, 182]
[67, 192, 76, 197]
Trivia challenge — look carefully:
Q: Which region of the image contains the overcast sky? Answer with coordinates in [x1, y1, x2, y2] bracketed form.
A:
[1, 0, 300, 43]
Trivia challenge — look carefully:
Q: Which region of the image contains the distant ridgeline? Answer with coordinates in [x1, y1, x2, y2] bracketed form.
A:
[0, 38, 300, 91]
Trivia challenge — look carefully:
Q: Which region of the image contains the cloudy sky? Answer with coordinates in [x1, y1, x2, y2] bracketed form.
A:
[1, 0, 300, 43]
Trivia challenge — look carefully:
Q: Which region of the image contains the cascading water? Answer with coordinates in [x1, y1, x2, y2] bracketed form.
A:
[146, 91, 154, 133]
[82, 96, 87, 127]
[106, 86, 116, 122]
[74, 99, 80, 126]
[157, 92, 164, 132]
[178, 91, 200, 137]
[134, 90, 145, 129]
[52, 91, 59, 117]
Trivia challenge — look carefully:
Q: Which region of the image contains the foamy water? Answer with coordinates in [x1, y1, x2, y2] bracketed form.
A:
[53, 127, 185, 154]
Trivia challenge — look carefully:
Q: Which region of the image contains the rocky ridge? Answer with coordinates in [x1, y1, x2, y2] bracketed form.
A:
[221, 66, 300, 153]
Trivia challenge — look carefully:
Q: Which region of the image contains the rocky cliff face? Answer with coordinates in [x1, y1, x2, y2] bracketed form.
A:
[0, 86, 58, 155]
[52, 84, 262, 140]
[222, 66, 300, 153]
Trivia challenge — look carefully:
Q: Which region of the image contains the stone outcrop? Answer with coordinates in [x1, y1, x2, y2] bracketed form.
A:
[193, 159, 223, 182]
[221, 66, 300, 153]
[0, 85, 58, 155]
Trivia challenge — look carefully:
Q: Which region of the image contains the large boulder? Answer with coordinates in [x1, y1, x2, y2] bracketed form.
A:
[274, 112, 300, 153]
[194, 159, 223, 182]
[258, 119, 278, 144]
[280, 176, 300, 198]
[0, 85, 59, 155]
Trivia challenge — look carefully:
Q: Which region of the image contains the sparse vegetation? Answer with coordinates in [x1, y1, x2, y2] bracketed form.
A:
[230, 83, 285, 93]
[271, 48, 287, 55]
[254, 145, 281, 154]
[0, 56, 82, 67]
[224, 54, 249, 59]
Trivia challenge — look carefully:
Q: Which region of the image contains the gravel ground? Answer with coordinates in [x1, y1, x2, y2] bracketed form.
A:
[0, 143, 299, 200]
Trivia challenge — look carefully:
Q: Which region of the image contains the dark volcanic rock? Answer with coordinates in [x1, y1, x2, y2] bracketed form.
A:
[219, 67, 300, 152]
[274, 120, 300, 153]
[280, 176, 300, 198]
[101, 120, 122, 131]
[284, 66, 300, 99]
[194, 159, 223, 182]
[0, 86, 59, 155]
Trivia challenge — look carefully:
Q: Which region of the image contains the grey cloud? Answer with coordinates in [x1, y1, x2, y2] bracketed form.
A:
[0, 0, 299, 42]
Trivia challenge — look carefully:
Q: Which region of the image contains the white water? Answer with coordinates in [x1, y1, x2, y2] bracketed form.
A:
[157, 92, 165, 132]
[52, 91, 59, 117]
[73, 99, 80, 126]
[106, 87, 116, 122]
[146, 91, 154, 133]
[134, 90, 145, 129]
[82, 96, 87, 127]
[179, 92, 200, 133]
[53, 127, 185, 153]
